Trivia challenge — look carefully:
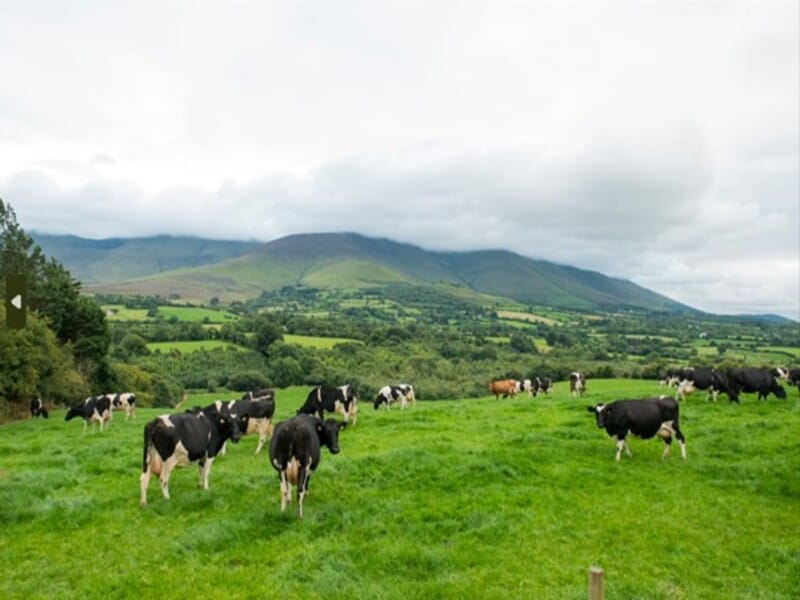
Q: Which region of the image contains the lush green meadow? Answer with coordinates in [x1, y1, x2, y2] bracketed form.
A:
[284, 334, 363, 349]
[1, 380, 798, 599]
[146, 340, 243, 354]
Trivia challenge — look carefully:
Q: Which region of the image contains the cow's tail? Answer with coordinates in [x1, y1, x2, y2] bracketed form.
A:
[142, 420, 163, 476]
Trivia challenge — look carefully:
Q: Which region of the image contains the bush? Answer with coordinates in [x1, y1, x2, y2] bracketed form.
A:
[227, 371, 271, 391]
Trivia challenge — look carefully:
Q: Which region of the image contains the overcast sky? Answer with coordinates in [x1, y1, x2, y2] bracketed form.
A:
[1, 1, 798, 319]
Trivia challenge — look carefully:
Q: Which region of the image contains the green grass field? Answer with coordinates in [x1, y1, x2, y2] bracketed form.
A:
[1, 380, 798, 598]
[102, 305, 240, 323]
[284, 334, 363, 349]
[146, 340, 243, 353]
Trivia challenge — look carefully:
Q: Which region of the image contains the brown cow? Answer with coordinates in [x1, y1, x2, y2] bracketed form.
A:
[489, 379, 520, 400]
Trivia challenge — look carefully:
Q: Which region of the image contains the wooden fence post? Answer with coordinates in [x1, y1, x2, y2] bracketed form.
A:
[588, 566, 604, 600]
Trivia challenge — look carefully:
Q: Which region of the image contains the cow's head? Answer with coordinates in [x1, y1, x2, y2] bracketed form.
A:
[317, 418, 346, 454]
[586, 404, 610, 428]
[64, 405, 82, 421]
[373, 392, 388, 409]
[215, 411, 242, 443]
[773, 384, 787, 399]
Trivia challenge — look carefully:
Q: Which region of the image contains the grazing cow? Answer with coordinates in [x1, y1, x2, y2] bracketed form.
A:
[536, 377, 553, 395]
[787, 368, 800, 393]
[660, 367, 693, 388]
[374, 384, 416, 409]
[65, 396, 112, 432]
[675, 367, 729, 402]
[569, 372, 586, 398]
[726, 368, 787, 403]
[587, 396, 687, 461]
[772, 367, 790, 382]
[488, 379, 520, 400]
[297, 385, 358, 425]
[107, 392, 137, 420]
[29, 398, 48, 418]
[139, 405, 242, 507]
[268, 414, 345, 519]
[232, 390, 276, 454]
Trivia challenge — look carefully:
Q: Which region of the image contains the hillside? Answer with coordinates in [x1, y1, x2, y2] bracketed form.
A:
[39, 231, 693, 312]
[32, 233, 260, 283]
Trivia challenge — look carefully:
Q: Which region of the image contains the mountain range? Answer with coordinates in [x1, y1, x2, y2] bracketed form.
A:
[32, 231, 695, 312]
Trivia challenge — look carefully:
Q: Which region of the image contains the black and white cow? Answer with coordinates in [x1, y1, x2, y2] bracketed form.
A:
[139, 405, 242, 507]
[675, 367, 729, 402]
[297, 385, 358, 425]
[660, 367, 693, 388]
[29, 398, 48, 418]
[787, 368, 800, 394]
[232, 389, 276, 454]
[268, 414, 346, 519]
[535, 376, 553, 395]
[373, 384, 416, 409]
[106, 392, 136, 420]
[726, 368, 787, 403]
[65, 395, 112, 432]
[587, 396, 687, 461]
[772, 367, 790, 382]
[569, 372, 586, 398]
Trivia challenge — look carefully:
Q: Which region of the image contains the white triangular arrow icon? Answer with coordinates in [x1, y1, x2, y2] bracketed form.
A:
[10, 294, 22, 309]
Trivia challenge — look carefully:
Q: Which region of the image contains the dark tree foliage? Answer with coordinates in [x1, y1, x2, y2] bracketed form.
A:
[1, 199, 110, 401]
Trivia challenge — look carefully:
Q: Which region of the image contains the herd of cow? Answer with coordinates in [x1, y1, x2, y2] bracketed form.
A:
[30, 365, 797, 518]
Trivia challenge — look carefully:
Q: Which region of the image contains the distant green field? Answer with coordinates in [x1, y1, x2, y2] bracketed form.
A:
[498, 309, 560, 326]
[147, 340, 242, 353]
[284, 334, 362, 349]
[1, 380, 797, 598]
[102, 305, 150, 321]
[760, 346, 800, 359]
[103, 305, 240, 323]
[157, 306, 240, 323]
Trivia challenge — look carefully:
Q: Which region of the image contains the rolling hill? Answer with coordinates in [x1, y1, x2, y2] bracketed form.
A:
[34, 232, 694, 312]
[31, 233, 260, 283]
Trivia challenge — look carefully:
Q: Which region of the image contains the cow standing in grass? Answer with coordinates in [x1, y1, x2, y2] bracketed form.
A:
[65, 396, 111, 432]
[374, 384, 416, 409]
[30, 398, 48, 418]
[139, 405, 242, 507]
[587, 396, 687, 461]
[569, 372, 586, 398]
[268, 414, 345, 519]
[489, 379, 519, 400]
[297, 385, 358, 425]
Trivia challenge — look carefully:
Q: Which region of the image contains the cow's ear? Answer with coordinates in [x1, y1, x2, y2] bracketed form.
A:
[339, 422, 347, 430]
[586, 406, 596, 413]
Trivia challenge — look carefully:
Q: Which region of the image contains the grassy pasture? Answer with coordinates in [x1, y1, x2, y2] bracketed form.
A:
[102, 305, 239, 323]
[146, 340, 243, 353]
[1, 381, 798, 599]
[284, 334, 363, 349]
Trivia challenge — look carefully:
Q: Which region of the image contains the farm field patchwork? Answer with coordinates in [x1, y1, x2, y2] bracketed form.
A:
[1, 380, 798, 599]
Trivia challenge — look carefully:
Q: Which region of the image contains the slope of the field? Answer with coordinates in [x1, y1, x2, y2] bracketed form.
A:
[1, 380, 797, 599]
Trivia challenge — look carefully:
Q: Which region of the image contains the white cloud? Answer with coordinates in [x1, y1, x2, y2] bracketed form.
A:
[0, 1, 797, 319]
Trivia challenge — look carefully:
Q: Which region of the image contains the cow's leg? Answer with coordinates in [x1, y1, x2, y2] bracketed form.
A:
[296, 462, 310, 519]
[279, 471, 290, 512]
[199, 458, 214, 490]
[140, 466, 151, 507]
[613, 436, 625, 461]
[673, 422, 687, 460]
[159, 457, 178, 500]
[254, 423, 267, 455]
[662, 438, 672, 458]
